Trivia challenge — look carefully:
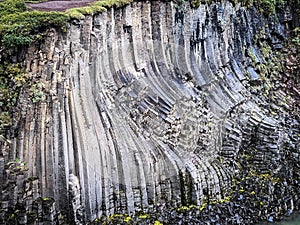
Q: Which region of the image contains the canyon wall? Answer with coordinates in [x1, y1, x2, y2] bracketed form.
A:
[0, 0, 299, 224]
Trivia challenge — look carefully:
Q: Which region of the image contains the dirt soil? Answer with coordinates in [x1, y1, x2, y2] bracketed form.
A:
[27, 0, 97, 12]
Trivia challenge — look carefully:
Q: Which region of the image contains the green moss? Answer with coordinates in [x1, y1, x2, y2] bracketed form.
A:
[66, 5, 106, 19]
[0, 63, 28, 108]
[65, 0, 133, 19]
[96, 0, 134, 8]
[190, 0, 201, 8]
[0, 0, 297, 51]
[138, 213, 150, 219]
[0, 1, 70, 134]
[176, 204, 198, 211]
[247, 48, 258, 63]
[0, 0, 69, 51]
[239, 0, 254, 7]
[92, 218, 101, 222]
[0, 62, 29, 135]
[199, 202, 207, 211]
[0, 10, 69, 49]
[31, 82, 45, 103]
[124, 216, 131, 222]
[0, 112, 12, 128]
[256, 0, 276, 15]
[0, 0, 27, 17]
[292, 27, 300, 45]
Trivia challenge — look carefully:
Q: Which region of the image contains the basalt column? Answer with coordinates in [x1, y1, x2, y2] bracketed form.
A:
[1, 0, 299, 223]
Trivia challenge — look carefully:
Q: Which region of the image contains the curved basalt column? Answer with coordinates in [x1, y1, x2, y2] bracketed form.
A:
[1, 1, 299, 223]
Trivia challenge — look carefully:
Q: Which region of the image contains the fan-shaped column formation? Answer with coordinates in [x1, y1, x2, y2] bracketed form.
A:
[3, 0, 297, 223]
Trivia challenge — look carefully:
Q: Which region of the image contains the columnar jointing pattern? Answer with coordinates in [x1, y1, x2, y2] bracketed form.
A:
[5, 0, 295, 222]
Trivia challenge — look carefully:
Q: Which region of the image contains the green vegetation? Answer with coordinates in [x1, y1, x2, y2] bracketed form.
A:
[138, 213, 150, 219]
[66, 6, 104, 20]
[0, 0, 137, 49]
[246, 0, 300, 16]
[292, 27, 300, 45]
[6, 158, 29, 173]
[0, 112, 11, 129]
[0, 63, 28, 107]
[0, 0, 298, 224]
[124, 216, 131, 222]
[65, 0, 134, 19]
[190, 0, 201, 8]
[186, 0, 300, 16]
[0, 0, 297, 54]
[31, 82, 45, 103]
[0, 0, 69, 49]
[91, 213, 133, 224]
[0, 0, 154, 135]
[0, 0, 68, 135]
[0, 63, 28, 131]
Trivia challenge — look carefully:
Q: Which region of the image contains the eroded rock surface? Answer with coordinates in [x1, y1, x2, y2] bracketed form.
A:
[0, 1, 299, 224]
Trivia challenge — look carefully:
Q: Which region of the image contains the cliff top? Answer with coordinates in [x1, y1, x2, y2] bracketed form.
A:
[23, 0, 300, 14]
[27, 0, 98, 12]
[26, 0, 133, 12]
[0, 0, 298, 54]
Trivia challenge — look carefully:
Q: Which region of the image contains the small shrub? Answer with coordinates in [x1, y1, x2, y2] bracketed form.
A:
[190, 0, 201, 8]
[0, 112, 12, 128]
[2, 33, 32, 48]
[0, 63, 28, 108]
[65, 0, 135, 19]
[66, 5, 106, 19]
[0, 6, 69, 50]
[0, 0, 27, 18]
[259, 0, 276, 15]
[31, 83, 45, 103]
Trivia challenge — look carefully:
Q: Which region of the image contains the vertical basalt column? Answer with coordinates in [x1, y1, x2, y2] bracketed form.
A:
[1, 1, 298, 223]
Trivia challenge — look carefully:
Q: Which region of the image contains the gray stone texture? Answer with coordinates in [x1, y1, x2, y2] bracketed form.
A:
[0, 1, 299, 224]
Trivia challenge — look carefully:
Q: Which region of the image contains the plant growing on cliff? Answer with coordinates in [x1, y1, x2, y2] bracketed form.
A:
[190, 0, 200, 8]
[0, 0, 69, 134]
[31, 82, 45, 103]
[0, 112, 11, 129]
[0, 0, 69, 50]
[0, 0, 27, 17]
[66, 0, 134, 19]
[0, 63, 28, 109]
[0, 63, 28, 128]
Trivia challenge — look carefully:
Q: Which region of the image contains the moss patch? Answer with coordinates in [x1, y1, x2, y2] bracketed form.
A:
[65, 0, 134, 19]
[0, 9, 69, 49]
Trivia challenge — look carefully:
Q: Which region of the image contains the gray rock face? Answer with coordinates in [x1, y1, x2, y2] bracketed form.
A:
[0, 1, 299, 224]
